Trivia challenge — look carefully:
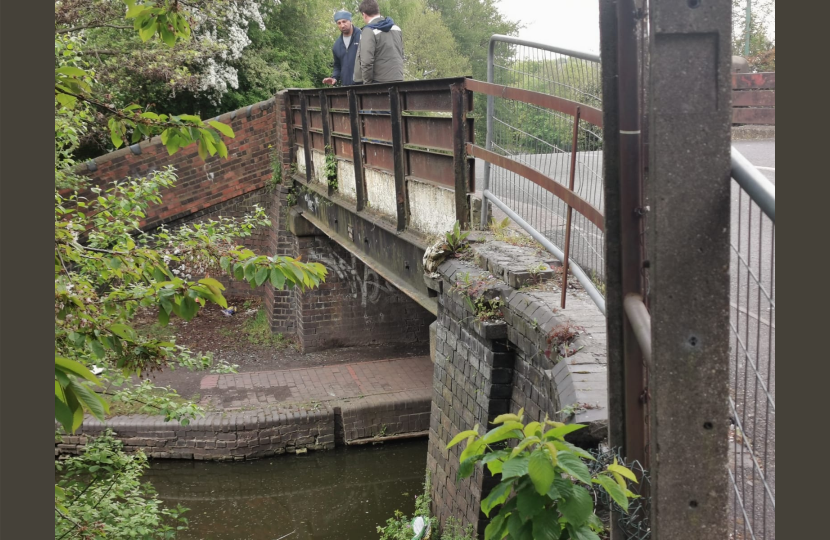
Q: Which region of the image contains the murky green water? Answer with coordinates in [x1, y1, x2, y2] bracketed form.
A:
[144, 439, 428, 540]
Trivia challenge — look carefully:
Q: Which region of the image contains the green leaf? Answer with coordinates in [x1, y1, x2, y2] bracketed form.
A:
[594, 475, 629, 512]
[510, 435, 541, 458]
[567, 523, 601, 540]
[552, 440, 595, 461]
[544, 423, 586, 440]
[491, 412, 523, 425]
[68, 380, 109, 420]
[482, 421, 525, 444]
[523, 421, 542, 438]
[108, 323, 137, 342]
[528, 449, 556, 495]
[88, 338, 106, 360]
[446, 428, 479, 449]
[516, 485, 546, 520]
[501, 455, 530, 479]
[460, 437, 485, 464]
[457, 454, 483, 480]
[244, 262, 257, 282]
[180, 295, 198, 320]
[208, 120, 235, 138]
[607, 461, 638, 483]
[56, 66, 88, 77]
[219, 256, 231, 272]
[55, 357, 101, 385]
[558, 484, 593, 527]
[532, 509, 563, 540]
[484, 511, 508, 540]
[270, 268, 286, 289]
[255, 267, 269, 287]
[55, 394, 74, 433]
[557, 451, 592, 485]
[233, 264, 245, 281]
[199, 277, 226, 293]
[158, 307, 170, 326]
[481, 479, 513, 517]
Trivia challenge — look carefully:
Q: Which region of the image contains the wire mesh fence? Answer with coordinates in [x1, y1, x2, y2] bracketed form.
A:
[728, 172, 775, 540]
[485, 39, 606, 291]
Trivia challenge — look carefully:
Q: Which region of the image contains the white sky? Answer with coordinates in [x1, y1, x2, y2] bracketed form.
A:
[495, 1, 775, 53]
[496, 0, 601, 54]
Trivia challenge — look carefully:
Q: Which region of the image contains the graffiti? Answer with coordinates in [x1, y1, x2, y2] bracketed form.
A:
[308, 244, 398, 308]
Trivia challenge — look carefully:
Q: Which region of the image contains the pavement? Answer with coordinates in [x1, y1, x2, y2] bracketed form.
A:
[197, 356, 434, 413]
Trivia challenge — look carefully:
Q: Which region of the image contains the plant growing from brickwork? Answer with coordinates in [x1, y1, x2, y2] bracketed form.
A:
[544, 321, 585, 361]
[269, 146, 283, 189]
[445, 221, 471, 253]
[448, 411, 638, 540]
[324, 145, 338, 191]
[377, 471, 437, 540]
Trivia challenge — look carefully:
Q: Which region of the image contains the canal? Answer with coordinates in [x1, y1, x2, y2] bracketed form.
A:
[143, 439, 429, 540]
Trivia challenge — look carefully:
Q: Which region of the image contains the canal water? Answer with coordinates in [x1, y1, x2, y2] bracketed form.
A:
[144, 439, 429, 540]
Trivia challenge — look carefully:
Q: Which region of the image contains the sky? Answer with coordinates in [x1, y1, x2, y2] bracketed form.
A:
[496, 0, 601, 55]
[495, 1, 775, 53]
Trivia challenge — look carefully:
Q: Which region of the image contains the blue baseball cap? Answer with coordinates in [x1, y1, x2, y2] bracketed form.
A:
[334, 10, 352, 22]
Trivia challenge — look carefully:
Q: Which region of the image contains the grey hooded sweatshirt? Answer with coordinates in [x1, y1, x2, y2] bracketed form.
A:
[353, 16, 404, 85]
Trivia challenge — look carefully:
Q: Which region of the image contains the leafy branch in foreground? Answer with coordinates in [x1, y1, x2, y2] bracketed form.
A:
[448, 410, 639, 540]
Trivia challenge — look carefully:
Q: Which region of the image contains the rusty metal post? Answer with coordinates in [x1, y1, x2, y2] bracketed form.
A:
[451, 83, 470, 228]
[320, 90, 334, 196]
[647, 0, 732, 538]
[598, 5, 625, 539]
[299, 92, 313, 184]
[348, 89, 366, 211]
[561, 107, 581, 310]
[389, 86, 408, 232]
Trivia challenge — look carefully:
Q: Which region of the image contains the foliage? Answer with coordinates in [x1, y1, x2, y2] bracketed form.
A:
[544, 321, 584, 362]
[731, 0, 775, 72]
[448, 412, 639, 540]
[440, 518, 477, 540]
[55, 431, 189, 539]
[243, 308, 297, 348]
[445, 221, 470, 253]
[324, 145, 339, 190]
[377, 472, 437, 540]
[269, 146, 283, 188]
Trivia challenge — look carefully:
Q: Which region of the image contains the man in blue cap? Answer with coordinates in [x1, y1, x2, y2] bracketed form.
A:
[322, 10, 362, 86]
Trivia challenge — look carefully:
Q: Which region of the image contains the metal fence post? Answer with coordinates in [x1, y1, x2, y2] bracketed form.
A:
[480, 38, 496, 230]
[647, 0, 732, 537]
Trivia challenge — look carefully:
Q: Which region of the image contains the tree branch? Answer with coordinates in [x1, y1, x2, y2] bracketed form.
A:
[57, 24, 133, 35]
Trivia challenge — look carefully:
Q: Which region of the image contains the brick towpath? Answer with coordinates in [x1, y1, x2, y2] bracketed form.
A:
[199, 356, 434, 414]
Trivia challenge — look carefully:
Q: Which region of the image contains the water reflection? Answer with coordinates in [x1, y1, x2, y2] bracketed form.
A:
[144, 439, 428, 540]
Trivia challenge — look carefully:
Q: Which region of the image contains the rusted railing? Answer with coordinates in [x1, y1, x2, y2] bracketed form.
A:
[475, 35, 606, 313]
[286, 78, 474, 237]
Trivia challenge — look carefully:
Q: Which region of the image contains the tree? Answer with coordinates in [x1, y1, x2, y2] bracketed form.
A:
[731, 0, 775, 72]
[55, 2, 327, 536]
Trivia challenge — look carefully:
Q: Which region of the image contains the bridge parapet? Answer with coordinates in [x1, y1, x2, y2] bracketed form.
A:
[286, 78, 475, 236]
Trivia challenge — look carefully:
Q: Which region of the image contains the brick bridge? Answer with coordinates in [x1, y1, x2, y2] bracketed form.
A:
[73, 78, 610, 535]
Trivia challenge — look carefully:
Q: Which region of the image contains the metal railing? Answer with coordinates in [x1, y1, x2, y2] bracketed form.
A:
[728, 147, 776, 540]
[477, 35, 606, 314]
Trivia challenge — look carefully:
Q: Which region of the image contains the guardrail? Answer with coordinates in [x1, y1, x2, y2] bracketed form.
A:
[476, 34, 606, 313]
[728, 147, 776, 540]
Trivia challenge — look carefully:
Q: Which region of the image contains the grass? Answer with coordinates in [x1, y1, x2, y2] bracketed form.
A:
[243, 308, 295, 348]
[136, 322, 176, 342]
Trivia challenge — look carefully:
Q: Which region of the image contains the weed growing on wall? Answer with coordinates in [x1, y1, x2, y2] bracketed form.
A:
[448, 411, 638, 540]
[324, 145, 338, 191]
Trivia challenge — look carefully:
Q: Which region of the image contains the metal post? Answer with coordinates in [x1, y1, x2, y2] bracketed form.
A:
[320, 90, 334, 196]
[616, 0, 648, 472]
[480, 38, 497, 229]
[744, 0, 752, 57]
[561, 107, 581, 310]
[389, 86, 408, 232]
[647, 0, 732, 537]
[451, 83, 470, 228]
[299, 93, 313, 184]
[348, 89, 366, 211]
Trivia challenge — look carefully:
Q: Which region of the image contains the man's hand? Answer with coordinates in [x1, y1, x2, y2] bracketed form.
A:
[322, 77, 337, 86]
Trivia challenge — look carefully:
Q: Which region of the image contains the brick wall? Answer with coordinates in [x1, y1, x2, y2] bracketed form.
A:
[296, 232, 435, 352]
[426, 251, 609, 537]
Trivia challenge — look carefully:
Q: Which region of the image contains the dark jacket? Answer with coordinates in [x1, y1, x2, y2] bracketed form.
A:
[353, 16, 403, 85]
[332, 26, 362, 86]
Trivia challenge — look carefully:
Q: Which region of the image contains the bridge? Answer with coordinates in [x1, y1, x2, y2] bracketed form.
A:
[70, 1, 775, 537]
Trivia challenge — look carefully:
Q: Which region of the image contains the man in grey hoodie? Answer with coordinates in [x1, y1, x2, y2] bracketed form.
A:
[353, 0, 404, 85]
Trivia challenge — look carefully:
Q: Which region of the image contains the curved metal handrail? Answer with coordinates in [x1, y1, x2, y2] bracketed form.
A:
[731, 146, 775, 222]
